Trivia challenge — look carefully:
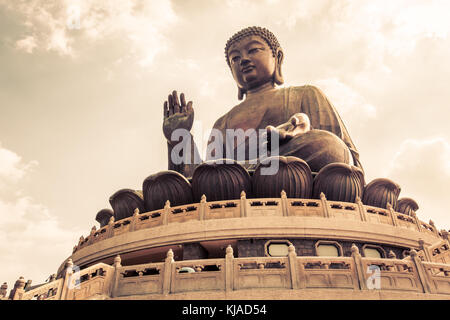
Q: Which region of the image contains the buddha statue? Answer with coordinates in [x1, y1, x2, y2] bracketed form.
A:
[163, 26, 362, 177]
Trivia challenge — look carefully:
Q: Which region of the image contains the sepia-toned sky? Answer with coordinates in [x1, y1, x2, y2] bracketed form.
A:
[1, 0, 449, 290]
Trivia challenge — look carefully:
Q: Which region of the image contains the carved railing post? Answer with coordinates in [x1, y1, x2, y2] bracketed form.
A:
[60, 259, 74, 300]
[77, 236, 84, 250]
[287, 245, 299, 289]
[410, 212, 423, 233]
[355, 196, 367, 222]
[387, 203, 398, 227]
[106, 216, 115, 238]
[409, 249, 432, 294]
[9, 277, 25, 300]
[163, 200, 170, 225]
[281, 190, 289, 217]
[0, 282, 8, 299]
[130, 208, 139, 232]
[110, 255, 122, 298]
[240, 191, 247, 217]
[429, 220, 439, 236]
[320, 192, 330, 218]
[163, 249, 174, 295]
[88, 226, 97, 245]
[351, 244, 367, 290]
[418, 239, 432, 262]
[199, 194, 206, 221]
[225, 245, 234, 292]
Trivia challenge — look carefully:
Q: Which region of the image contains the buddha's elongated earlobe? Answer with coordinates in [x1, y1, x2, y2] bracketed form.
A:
[274, 49, 284, 85]
[238, 87, 246, 100]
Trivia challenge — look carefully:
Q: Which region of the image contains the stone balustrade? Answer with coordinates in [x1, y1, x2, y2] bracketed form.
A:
[64, 262, 114, 300]
[72, 193, 446, 254]
[11, 244, 450, 300]
[21, 278, 64, 300]
[422, 261, 450, 294]
[114, 261, 165, 297]
[427, 240, 450, 264]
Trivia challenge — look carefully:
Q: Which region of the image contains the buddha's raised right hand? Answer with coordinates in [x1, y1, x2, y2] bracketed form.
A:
[163, 90, 194, 144]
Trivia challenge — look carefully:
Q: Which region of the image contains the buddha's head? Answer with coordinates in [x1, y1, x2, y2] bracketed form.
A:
[225, 26, 284, 100]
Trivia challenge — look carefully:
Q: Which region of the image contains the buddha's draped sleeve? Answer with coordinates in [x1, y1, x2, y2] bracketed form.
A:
[289, 85, 363, 172]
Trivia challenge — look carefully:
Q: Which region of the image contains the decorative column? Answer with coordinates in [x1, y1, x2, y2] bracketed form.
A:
[281, 190, 289, 217]
[409, 249, 432, 294]
[418, 239, 432, 262]
[287, 245, 299, 289]
[130, 208, 140, 232]
[0, 282, 8, 299]
[356, 196, 367, 222]
[9, 277, 25, 300]
[163, 200, 170, 225]
[77, 236, 84, 249]
[225, 245, 234, 292]
[60, 259, 74, 300]
[240, 191, 247, 217]
[429, 220, 439, 236]
[387, 203, 398, 227]
[351, 244, 367, 290]
[109, 255, 122, 298]
[320, 192, 330, 218]
[163, 249, 174, 295]
[199, 194, 206, 221]
[88, 226, 97, 245]
[106, 216, 115, 238]
[411, 212, 423, 233]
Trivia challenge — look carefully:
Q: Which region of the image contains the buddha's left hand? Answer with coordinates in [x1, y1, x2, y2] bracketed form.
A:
[265, 113, 311, 146]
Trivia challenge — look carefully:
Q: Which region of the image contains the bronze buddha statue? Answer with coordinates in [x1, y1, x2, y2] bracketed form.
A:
[163, 26, 362, 177]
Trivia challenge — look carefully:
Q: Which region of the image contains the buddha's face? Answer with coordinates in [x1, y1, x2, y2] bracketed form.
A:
[227, 35, 276, 91]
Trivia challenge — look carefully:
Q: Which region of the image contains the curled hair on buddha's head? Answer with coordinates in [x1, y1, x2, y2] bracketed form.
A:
[225, 26, 281, 67]
[225, 26, 284, 100]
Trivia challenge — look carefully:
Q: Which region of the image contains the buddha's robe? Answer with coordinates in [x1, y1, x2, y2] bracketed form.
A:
[208, 85, 362, 173]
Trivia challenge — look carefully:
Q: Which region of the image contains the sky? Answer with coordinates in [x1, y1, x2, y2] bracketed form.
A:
[0, 0, 449, 291]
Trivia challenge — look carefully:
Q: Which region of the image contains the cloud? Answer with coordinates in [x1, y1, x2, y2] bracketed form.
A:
[4, 1, 73, 56]
[385, 137, 450, 228]
[277, 0, 450, 82]
[314, 78, 377, 120]
[0, 143, 37, 187]
[0, 143, 80, 292]
[4, 0, 178, 65]
[15, 36, 37, 54]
